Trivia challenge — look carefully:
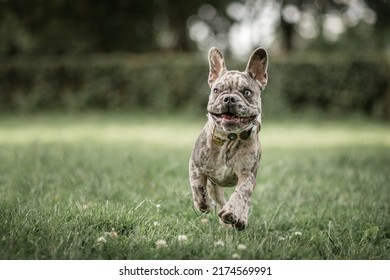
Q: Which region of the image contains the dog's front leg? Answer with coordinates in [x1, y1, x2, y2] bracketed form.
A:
[189, 162, 211, 213]
[218, 173, 256, 230]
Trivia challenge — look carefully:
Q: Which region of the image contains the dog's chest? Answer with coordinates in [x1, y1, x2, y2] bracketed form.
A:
[214, 164, 233, 181]
[202, 144, 240, 187]
[207, 164, 237, 187]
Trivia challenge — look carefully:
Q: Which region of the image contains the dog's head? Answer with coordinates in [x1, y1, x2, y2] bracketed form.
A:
[207, 47, 268, 132]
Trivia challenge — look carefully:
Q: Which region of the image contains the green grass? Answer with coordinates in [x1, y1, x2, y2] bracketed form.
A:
[0, 112, 389, 259]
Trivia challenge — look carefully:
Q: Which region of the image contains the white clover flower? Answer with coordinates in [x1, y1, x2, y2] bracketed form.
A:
[153, 221, 160, 226]
[214, 240, 225, 247]
[178, 235, 188, 243]
[109, 229, 118, 238]
[232, 253, 241, 259]
[294, 231, 302, 236]
[155, 204, 161, 209]
[81, 203, 90, 210]
[237, 244, 247, 251]
[155, 239, 168, 250]
[97, 236, 106, 244]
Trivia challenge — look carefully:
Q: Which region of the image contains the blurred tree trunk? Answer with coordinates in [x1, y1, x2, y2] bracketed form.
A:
[365, 1, 390, 119]
[365, 0, 390, 50]
[280, 14, 294, 52]
[164, 0, 193, 52]
[279, 0, 295, 53]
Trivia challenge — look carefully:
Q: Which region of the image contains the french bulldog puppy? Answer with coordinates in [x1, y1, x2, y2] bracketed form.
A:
[189, 47, 268, 230]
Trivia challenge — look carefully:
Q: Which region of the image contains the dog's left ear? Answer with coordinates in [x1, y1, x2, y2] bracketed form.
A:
[245, 48, 268, 89]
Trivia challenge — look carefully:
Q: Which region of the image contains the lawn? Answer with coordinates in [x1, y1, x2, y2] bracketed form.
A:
[0, 112, 389, 259]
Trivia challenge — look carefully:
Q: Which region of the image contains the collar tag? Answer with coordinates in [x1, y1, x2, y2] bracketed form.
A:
[227, 133, 238, 141]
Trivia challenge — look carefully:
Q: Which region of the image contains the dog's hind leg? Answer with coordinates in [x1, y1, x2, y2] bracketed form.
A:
[206, 179, 226, 210]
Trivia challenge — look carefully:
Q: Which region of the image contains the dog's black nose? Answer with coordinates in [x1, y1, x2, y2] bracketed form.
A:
[223, 96, 237, 103]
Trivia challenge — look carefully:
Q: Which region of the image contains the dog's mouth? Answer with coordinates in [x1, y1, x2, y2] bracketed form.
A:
[210, 113, 257, 125]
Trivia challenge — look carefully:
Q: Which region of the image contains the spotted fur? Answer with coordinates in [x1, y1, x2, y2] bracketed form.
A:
[189, 47, 268, 230]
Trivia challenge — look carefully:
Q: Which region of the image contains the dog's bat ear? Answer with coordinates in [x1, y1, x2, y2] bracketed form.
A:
[208, 47, 227, 87]
[245, 48, 268, 89]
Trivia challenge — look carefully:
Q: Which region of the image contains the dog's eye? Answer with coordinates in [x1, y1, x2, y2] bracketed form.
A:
[243, 89, 252, 97]
[212, 88, 218, 94]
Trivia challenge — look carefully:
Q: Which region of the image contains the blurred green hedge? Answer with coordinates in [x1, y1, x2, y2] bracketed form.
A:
[0, 54, 209, 113]
[274, 57, 389, 118]
[0, 53, 389, 118]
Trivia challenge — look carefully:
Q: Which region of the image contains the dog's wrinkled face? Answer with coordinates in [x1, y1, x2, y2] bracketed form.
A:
[207, 71, 261, 132]
[207, 48, 268, 132]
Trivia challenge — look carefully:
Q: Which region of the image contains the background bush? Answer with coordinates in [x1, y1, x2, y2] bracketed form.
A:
[276, 56, 389, 118]
[0, 54, 389, 118]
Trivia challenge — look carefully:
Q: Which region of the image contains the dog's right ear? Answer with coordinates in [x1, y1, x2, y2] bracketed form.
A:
[208, 47, 227, 87]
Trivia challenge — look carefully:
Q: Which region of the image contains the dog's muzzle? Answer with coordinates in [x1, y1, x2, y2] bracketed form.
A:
[209, 112, 257, 126]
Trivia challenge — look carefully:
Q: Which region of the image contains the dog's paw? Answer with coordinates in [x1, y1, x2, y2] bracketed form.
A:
[218, 206, 247, 230]
[194, 199, 213, 213]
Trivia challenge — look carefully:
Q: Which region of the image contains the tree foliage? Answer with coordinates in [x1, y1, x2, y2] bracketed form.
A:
[0, 0, 232, 55]
[1, 0, 388, 56]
